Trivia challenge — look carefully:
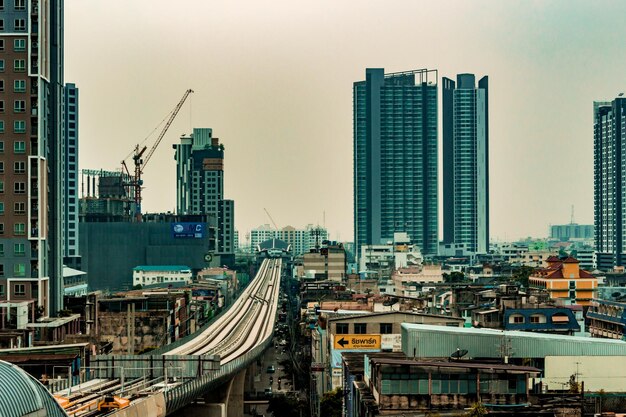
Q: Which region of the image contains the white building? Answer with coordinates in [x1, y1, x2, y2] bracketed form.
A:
[132, 265, 192, 287]
[359, 233, 423, 276]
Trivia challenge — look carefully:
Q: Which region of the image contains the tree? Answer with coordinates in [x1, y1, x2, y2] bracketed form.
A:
[443, 271, 465, 283]
[320, 388, 343, 417]
[465, 402, 487, 417]
[267, 395, 301, 417]
[512, 266, 535, 287]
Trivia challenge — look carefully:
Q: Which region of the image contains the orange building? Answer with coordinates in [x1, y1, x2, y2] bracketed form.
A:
[528, 256, 597, 306]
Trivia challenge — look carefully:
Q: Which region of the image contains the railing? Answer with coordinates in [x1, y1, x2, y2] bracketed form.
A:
[164, 330, 274, 414]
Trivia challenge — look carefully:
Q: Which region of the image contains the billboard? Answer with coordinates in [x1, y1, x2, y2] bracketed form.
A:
[171, 222, 206, 239]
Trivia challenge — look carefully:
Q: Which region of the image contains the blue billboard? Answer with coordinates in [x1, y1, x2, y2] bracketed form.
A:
[171, 222, 206, 239]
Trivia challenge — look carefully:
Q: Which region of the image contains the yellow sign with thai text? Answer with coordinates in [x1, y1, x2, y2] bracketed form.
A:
[333, 334, 381, 349]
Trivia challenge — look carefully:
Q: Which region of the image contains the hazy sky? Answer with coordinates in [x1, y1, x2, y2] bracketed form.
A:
[65, 0, 626, 244]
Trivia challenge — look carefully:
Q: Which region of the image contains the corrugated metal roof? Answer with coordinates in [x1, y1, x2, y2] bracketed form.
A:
[401, 323, 626, 359]
[0, 359, 68, 417]
[133, 265, 191, 271]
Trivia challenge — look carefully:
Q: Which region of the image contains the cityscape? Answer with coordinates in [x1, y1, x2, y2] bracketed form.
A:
[1, 1, 626, 417]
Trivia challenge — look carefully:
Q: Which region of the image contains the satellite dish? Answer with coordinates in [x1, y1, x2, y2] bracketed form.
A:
[450, 349, 468, 360]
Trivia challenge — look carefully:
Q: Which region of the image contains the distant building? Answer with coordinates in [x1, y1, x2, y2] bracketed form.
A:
[250, 224, 328, 256]
[550, 223, 594, 241]
[353, 68, 439, 260]
[528, 256, 597, 306]
[359, 232, 423, 277]
[132, 265, 192, 287]
[173, 128, 234, 260]
[442, 74, 489, 254]
[588, 298, 626, 340]
[594, 97, 626, 268]
[303, 243, 346, 282]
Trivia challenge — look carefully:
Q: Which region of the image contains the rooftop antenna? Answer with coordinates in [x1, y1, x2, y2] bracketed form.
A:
[570, 205, 575, 225]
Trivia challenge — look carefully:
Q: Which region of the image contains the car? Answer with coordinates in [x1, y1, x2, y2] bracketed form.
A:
[264, 387, 273, 397]
[266, 365, 276, 373]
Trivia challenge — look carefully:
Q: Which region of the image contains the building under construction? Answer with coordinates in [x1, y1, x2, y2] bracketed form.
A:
[79, 169, 136, 222]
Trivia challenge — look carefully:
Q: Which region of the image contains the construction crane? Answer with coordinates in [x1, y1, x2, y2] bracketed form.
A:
[264, 208, 280, 237]
[122, 89, 194, 221]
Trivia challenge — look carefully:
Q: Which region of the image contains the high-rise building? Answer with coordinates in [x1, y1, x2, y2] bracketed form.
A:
[353, 68, 438, 260]
[0, 0, 68, 317]
[594, 97, 626, 269]
[442, 74, 489, 254]
[64, 84, 79, 261]
[173, 128, 234, 260]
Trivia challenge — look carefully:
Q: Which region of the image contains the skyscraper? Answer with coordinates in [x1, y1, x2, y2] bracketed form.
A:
[353, 68, 438, 260]
[0, 0, 68, 316]
[64, 83, 79, 262]
[594, 97, 626, 269]
[442, 74, 489, 254]
[173, 128, 235, 259]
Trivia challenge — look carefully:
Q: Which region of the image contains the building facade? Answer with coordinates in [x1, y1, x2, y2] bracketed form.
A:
[442, 74, 489, 254]
[0, 0, 69, 317]
[353, 68, 438, 260]
[550, 223, 594, 241]
[132, 265, 192, 287]
[63, 83, 79, 261]
[250, 224, 328, 256]
[528, 256, 597, 306]
[173, 128, 234, 259]
[594, 97, 626, 268]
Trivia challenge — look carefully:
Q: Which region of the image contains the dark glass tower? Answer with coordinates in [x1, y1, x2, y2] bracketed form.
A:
[594, 97, 626, 269]
[442, 74, 489, 254]
[353, 68, 438, 261]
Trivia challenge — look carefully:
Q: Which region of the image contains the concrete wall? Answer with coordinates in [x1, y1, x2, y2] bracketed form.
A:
[99, 310, 169, 354]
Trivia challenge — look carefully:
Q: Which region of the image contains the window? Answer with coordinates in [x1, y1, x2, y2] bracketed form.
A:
[354, 323, 367, 334]
[510, 315, 525, 324]
[0, 161, 3, 173]
[0, 60, 4, 72]
[0, 284, 3, 296]
[14, 282, 26, 294]
[14, 141, 25, 153]
[14, 202, 24, 214]
[13, 39, 25, 52]
[14, 121, 25, 133]
[14, 182, 25, 194]
[13, 222, 25, 235]
[0, 243, 3, 256]
[14, 19, 26, 31]
[0, 121, 3, 133]
[0, 180, 3, 193]
[0, 101, 4, 112]
[0, 20, 4, 31]
[14, 0, 25, 10]
[14, 79, 25, 92]
[0, 202, 3, 215]
[0, 40, 3, 51]
[0, 264, 3, 276]
[14, 243, 24, 256]
[0, 223, 3, 234]
[14, 59, 25, 72]
[13, 100, 25, 113]
[336, 323, 349, 334]
[0, 80, 4, 92]
[529, 314, 545, 324]
[0, 141, 3, 152]
[14, 161, 24, 173]
[380, 323, 393, 334]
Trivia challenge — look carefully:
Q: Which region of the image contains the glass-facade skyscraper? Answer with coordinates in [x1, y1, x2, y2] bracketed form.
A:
[594, 97, 626, 269]
[353, 68, 438, 261]
[442, 74, 489, 254]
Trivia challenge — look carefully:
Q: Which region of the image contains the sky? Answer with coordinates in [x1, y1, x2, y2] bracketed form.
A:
[65, 0, 626, 245]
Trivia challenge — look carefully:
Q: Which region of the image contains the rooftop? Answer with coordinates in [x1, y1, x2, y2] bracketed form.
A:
[133, 265, 191, 272]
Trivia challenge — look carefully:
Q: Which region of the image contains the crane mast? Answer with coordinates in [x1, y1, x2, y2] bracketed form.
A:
[125, 89, 194, 221]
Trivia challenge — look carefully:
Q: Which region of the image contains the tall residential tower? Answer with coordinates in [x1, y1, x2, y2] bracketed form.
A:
[353, 68, 438, 260]
[0, 0, 69, 317]
[442, 74, 489, 254]
[594, 97, 626, 269]
[173, 128, 235, 259]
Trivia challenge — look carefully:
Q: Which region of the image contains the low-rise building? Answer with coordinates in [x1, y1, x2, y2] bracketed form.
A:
[303, 242, 347, 282]
[132, 265, 192, 288]
[390, 265, 443, 297]
[528, 256, 597, 306]
[588, 298, 626, 340]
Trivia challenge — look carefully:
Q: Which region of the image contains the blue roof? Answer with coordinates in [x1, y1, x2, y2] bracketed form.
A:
[0, 360, 68, 417]
[133, 265, 191, 272]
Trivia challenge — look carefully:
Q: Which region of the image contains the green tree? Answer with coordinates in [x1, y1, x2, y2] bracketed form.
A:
[512, 266, 535, 287]
[320, 388, 343, 417]
[267, 395, 301, 417]
[443, 271, 465, 283]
